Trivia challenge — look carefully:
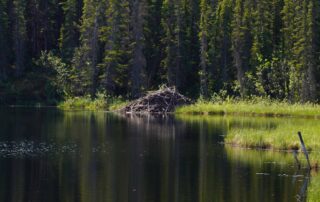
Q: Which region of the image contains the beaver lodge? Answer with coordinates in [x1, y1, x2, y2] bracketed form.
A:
[119, 87, 192, 114]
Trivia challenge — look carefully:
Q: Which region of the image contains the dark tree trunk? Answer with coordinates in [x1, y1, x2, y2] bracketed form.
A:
[130, 0, 146, 98]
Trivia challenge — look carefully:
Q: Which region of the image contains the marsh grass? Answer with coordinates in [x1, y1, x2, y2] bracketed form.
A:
[223, 117, 320, 151]
[176, 98, 320, 118]
[308, 171, 320, 201]
[176, 115, 320, 165]
[58, 94, 127, 111]
[108, 97, 129, 111]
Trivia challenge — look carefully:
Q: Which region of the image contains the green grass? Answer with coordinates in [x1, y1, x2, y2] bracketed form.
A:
[175, 97, 320, 165]
[176, 98, 320, 118]
[108, 97, 129, 111]
[176, 115, 320, 165]
[58, 94, 128, 111]
[221, 117, 320, 152]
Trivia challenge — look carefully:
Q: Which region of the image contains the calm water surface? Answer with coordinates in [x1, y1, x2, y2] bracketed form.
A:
[0, 108, 317, 202]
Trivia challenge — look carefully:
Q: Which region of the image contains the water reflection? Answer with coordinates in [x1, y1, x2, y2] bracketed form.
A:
[0, 108, 318, 202]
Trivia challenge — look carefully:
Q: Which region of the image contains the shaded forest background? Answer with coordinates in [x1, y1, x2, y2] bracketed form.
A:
[0, 0, 320, 104]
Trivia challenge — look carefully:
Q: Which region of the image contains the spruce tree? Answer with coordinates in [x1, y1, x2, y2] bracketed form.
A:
[102, 0, 131, 96]
[199, 0, 210, 98]
[251, 0, 273, 64]
[209, 0, 233, 93]
[144, 0, 164, 89]
[282, 0, 317, 102]
[301, 0, 317, 101]
[161, 0, 182, 88]
[130, 0, 147, 98]
[180, 0, 200, 95]
[12, 0, 27, 77]
[26, 0, 61, 57]
[73, 0, 101, 96]
[231, 0, 247, 96]
[59, 0, 82, 62]
[0, 0, 10, 80]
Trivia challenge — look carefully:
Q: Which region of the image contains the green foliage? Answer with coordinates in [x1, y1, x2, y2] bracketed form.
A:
[1, 0, 320, 105]
[58, 92, 127, 110]
[58, 93, 107, 110]
[35, 51, 71, 98]
[107, 96, 128, 111]
[59, 0, 81, 61]
[176, 114, 320, 158]
[12, 0, 27, 76]
[176, 97, 320, 117]
[0, 0, 10, 80]
[101, 0, 131, 96]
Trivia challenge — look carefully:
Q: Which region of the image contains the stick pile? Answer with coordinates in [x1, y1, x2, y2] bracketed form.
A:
[119, 87, 192, 114]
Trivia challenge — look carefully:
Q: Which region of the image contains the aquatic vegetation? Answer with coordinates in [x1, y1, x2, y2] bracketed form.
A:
[58, 94, 127, 111]
[58, 95, 107, 110]
[176, 98, 320, 118]
[107, 97, 129, 111]
[176, 115, 320, 165]
[308, 172, 320, 202]
[223, 117, 320, 152]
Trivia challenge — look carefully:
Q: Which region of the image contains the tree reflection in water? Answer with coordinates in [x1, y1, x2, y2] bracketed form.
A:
[0, 109, 318, 202]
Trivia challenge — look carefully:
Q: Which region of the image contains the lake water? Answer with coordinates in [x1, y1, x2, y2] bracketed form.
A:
[0, 108, 317, 202]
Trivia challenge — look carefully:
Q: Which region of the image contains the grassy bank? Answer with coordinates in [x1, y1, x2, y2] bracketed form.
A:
[176, 115, 320, 164]
[176, 98, 320, 117]
[223, 116, 320, 151]
[58, 94, 128, 111]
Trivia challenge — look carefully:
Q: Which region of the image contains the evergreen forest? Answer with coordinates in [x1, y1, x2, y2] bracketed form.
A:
[1, 0, 320, 104]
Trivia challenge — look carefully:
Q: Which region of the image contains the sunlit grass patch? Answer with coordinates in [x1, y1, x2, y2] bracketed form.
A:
[176, 115, 320, 165]
[58, 93, 127, 111]
[108, 97, 129, 111]
[223, 117, 320, 151]
[176, 98, 320, 118]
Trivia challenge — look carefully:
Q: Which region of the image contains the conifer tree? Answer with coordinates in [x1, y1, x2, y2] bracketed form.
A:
[282, 0, 299, 101]
[282, 0, 318, 102]
[301, 0, 317, 101]
[26, 0, 61, 57]
[250, 0, 284, 97]
[102, 0, 131, 96]
[0, 0, 10, 80]
[209, 0, 233, 93]
[73, 0, 101, 96]
[199, 0, 210, 98]
[144, 0, 163, 89]
[12, 0, 27, 77]
[59, 0, 82, 61]
[251, 0, 273, 64]
[180, 0, 200, 95]
[130, 0, 147, 98]
[1, 0, 320, 103]
[161, 0, 182, 88]
[231, 0, 247, 96]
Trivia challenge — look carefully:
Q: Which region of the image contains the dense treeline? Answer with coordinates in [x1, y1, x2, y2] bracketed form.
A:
[0, 0, 320, 104]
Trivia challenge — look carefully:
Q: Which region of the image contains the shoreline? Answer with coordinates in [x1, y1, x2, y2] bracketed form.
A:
[175, 100, 320, 118]
[4, 101, 320, 161]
